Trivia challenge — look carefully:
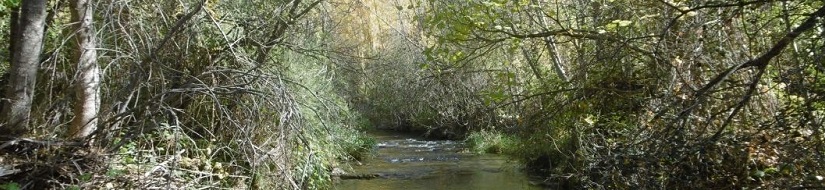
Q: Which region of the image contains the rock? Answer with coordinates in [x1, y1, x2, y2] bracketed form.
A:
[338, 173, 381, 180]
[331, 167, 347, 176]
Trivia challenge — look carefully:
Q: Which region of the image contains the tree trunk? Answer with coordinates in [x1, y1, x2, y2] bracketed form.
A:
[534, 0, 569, 82]
[0, 0, 47, 136]
[543, 36, 569, 82]
[69, 0, 100, 139]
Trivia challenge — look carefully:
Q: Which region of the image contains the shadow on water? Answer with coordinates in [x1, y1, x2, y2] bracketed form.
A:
[335, 130, 544, 190]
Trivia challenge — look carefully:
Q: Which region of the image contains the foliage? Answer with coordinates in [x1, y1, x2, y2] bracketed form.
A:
[465, 130, 514, 154]
[383, 0, 825, 189]
[0, 0, 370, 189]
[2, 0, 825, 189]
[0, 182, 19, 190]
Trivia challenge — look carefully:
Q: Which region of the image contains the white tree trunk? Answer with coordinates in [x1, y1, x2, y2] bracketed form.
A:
[543, 36, 569, 82]
[534, 0, 569, 82]
[69, 0, 100, 139]
[1, 0, 47, 136]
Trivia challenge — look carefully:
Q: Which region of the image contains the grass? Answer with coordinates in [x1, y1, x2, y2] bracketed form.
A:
[465, 130, 515, 154]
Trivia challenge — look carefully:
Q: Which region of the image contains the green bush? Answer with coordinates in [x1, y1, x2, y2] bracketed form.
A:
[344, 135, 376, 161]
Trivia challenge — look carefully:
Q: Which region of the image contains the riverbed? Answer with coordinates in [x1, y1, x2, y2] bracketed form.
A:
[335, 130, 542, 190]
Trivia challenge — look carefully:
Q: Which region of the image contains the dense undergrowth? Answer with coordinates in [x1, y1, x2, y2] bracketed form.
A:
[0, 0, 374, 189]
[351, 0, 825, 189]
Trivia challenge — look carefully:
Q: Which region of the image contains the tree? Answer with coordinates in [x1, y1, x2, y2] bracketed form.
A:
[67, 0, 99, 139]
[1, 0, 47, 136]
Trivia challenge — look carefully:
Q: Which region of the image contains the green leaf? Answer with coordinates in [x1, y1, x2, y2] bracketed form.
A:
[3, 0, 19, 8]
[605, 24, 617, 31]
[752, 170, 766, 178]
[764, 167, 779, 174]
[1, 182, 20, 190]
[419, 63, 429, 70]
[106, 169, 125, 177]
[489, 91, 506, 102]
[80, 173, 93, 181]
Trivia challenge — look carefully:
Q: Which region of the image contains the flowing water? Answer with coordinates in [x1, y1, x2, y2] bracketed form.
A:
[335, 130, 542, 190]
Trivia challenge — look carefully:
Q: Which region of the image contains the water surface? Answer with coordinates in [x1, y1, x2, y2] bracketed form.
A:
[335, 130, 542, 190]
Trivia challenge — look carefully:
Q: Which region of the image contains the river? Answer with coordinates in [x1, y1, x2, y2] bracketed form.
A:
[334, 130, 543, 190]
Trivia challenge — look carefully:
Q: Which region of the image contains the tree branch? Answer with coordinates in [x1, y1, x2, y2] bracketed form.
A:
[674, 4, 825, 128]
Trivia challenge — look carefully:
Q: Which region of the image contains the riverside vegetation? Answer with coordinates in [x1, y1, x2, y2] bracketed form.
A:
[0, 0, 824, 189]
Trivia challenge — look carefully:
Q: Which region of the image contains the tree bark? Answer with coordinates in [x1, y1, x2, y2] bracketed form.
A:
[533, 0, 569, 82]
[1, 0, 48, 136]
[543, 37, 569, 82]
[69, 0, 100, 139]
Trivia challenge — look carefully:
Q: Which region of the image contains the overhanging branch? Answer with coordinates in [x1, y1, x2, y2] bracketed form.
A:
[674, 4, 825, 128]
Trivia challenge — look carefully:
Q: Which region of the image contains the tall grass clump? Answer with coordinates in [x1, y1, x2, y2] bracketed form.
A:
[465, 130, 514, 154]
